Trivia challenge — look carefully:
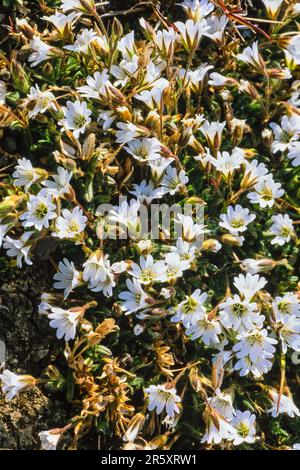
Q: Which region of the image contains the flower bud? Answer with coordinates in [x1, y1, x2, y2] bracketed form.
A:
[10, 53, 30, 94]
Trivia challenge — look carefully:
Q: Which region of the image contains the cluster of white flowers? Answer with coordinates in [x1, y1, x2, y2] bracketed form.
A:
[1, 0, 300, 450]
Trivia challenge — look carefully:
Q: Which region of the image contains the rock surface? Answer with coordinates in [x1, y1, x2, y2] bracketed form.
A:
[0, 262, 69, 449]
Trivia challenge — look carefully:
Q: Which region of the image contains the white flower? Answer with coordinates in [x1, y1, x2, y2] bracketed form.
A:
[154, 28, 176, 55]
[135, 80, 169, 111]
[59, 100, 92, 139]
[175, 19, 210, 51]
[181, 63, 213, 90]
[0, 370, 35, 400]
[129, 255, 167, 285]
[108, 199, 142, 239]
[157, 166, 189, 196]
[219, 205, 255, 236]
[0, 80, 5, 104]
[200, 120, 226, 150]
[77, 70, 112, 100]
[123, 414, 145, 443]
[53, 206, 87, 240]
[119, 278, 152, 314]
[12, 158, 41, 190]
[279, 316, 300, 353]
[133, 324, 144, 336]
[233, 273, 267, 301]
[145, 384, 181, 418]
[293, 444, 300, 450]
[61, 0, 95, 14]
[115, 122, 149, 144]
[43, 11, 79, 35]
[247, 175, 284, 208]
[3, 232, 33, 268]
[43, 166, 73, 197]
[64, 28, 98, 54]
[124, 138, 161, 163]
[270, 115, 300, 153]
[267, 389, 300, 418]
[273, 292, 300, 323]
[186, 314, 221, 345]
[171, 289, 207, 327]
[208, 72, 233, 87]
[287, 142, 300, 167]
[149, 156, 174, 181]
[237, 41, 265, 70]
[206, 15, 228, 43]
[0, 224, 9, 248]
[26, 85, 56, 118]
[241, 159, 269, 188]
[20, 190, 56, 231]
[175, 214, 206, 243]
[111, 56, 139, 87]
[241, 258, 274, 275]
[28, 36, 53, 67]
[47, 306, 82, 341]
[164, 252, 191, 281]
[53, 258, 81, 298]
[89, 266, 116, 297]
[179, 0, 214, 21]
[261, 0, 284, 18]
[233, 328, 277, 367]
[169, 238, 196, 263]
[209, 148, 245, 177]
[285, 35, 300, 68]
[117, 31, 136, 59]
[98, 109, 117, 131]
[270, 214, 294, 246]
[129, 180, 163, 205]
[83, 251, 112, 286]
[231, 410, 256, 445]
[219, 294, 263, 332]
[234, 353, 274, 378]
[201, 411, 237, 444]
[208, 389, 235, 420]
[38, 429, 62, 451]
